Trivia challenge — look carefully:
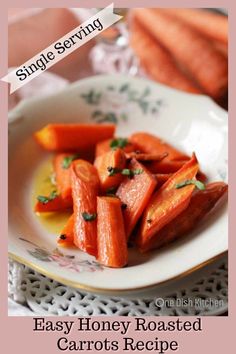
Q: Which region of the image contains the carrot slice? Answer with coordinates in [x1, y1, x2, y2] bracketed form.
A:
[148, 161, 207, 184]
[94, 148, 126, 192]
[53, 153, 79, 200]
[125, 152, 168, 162]
[116, 158, 157, 238]
[95, 138, 135, 157]
[154, 173, 173, 186]
[57, 214, 74, 247]
[136, 153, 199, 248]
[34, 194, 72, 212]
[140, 182, 228, 252]
[97, 196, 128, 268]
[34, 124, 115, 152]
[71, 159, 100, 256]
[130, 132, 188, 161]
[147, 160, 186, 173]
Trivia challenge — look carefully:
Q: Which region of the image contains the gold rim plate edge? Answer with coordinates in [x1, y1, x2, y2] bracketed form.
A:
[8, 250, 228, 296]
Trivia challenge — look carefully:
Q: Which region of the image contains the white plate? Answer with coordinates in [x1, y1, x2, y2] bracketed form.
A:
[8, 74, 228, 294]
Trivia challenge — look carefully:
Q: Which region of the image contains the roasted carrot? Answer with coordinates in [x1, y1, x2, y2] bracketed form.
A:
[97, 196, 128, 268]
[149, 160, 207, 182]
[147, 160, 186, 174]
[165, 8, 228, 44]
[212, 40, 228, 57]
[71, 159, 100, 256]
[154, 173, 173, 186]
[130, 17, 202, 94]
[125, 151, 168, 162]
[34, 124, 115, 152]
[133, 8, 228, 99]
[116, 158, 157, 238]
[57, 214, 74, 247]
[136, 153, 199, 248]
[53, 153, 79, 200]
[139, 182, 228, 252]
[95, 137, 135, 157]
[35, 194, 72, 212]
[130, 132, 188, 161]
[94, 148, 126, 192]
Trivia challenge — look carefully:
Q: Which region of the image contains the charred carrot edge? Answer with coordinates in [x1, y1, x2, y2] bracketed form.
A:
[71, 159, 100, 257]
[130, 17, 202, 94]
[97, 196, 128, 268]
[95, 138, 136, 158]
[34, 195, 72, 213]
[140, 182, 228, 252]
[136, 153, 199, 247]
[34, 124, 115, 152]
[57, 214, 75, 247]
[116, 158, 157, 238]
[94, 148, 126, 192]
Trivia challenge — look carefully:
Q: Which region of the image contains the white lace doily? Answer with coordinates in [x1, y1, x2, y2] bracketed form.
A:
[8, 254, 227, 316]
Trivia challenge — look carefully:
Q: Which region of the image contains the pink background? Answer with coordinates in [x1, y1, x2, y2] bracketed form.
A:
[1, 1, 234, 353]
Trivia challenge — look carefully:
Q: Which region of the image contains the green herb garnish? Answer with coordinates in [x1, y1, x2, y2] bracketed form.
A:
[175, 179, 206, 191]
[82, 212, 97, 222]
[110, 138, 129, 150]
[121, 168, 143, 178]
[107, 166, 120, 176]
[133, 169, 143, 176]
[37, 190, 58, 204]
[107, 166, 143, 178]
[62, 154, 80, 169]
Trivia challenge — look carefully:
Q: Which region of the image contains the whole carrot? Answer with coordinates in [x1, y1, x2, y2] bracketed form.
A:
[136, 153, 199, 248]
[133, 8, 228, 99]
[139, 182, 228, 252]
[97, 196, 128, 268]
[116, 158, 157, 238]
[34, 123, 115, 152]
[165, 8, 228, 44]
[71, 160, 100, 256]
[130, 17, 201, 94]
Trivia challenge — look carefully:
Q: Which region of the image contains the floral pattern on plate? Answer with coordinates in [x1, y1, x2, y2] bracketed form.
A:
[80, 82, 165, 124]
[19, 237, 104, 273]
